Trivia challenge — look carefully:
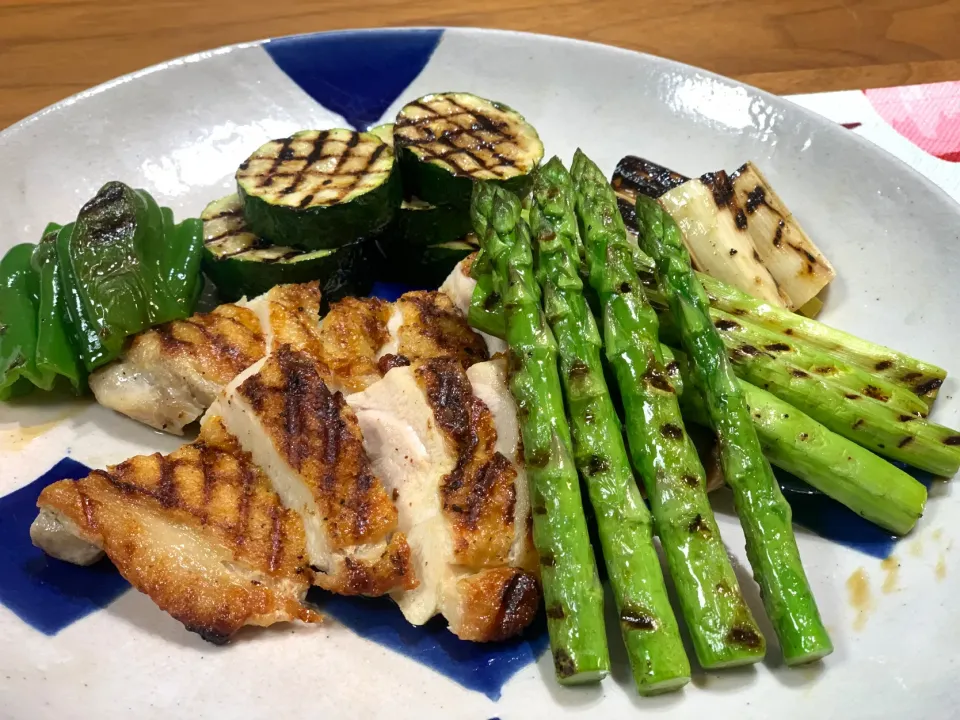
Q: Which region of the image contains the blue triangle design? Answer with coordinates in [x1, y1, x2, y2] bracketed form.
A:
[264, 29, 443, 130]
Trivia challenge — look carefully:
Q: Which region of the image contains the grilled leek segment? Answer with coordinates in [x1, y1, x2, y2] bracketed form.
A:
[201, 194, 376, 302]
[613, 155, 838, 311]
[236, 128, 401, 250]
[394, 92, 543, 208]
[730, 162, 835, 309]
[658, 172, 789, 308]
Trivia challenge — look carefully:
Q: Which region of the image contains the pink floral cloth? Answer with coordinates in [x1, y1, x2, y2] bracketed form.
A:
[789, 81, 960, 202]
[864, 83, 960, 163]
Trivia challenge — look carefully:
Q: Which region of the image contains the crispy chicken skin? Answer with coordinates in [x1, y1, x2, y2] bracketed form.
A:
[315, 296, 393, 393]
[218, 346, 416, 596]
[417, 357, 521, 569]
[443, 567, 541, 642]
[33, 417, 321, 643]
[90, 284, 489, 434]
[396, 291, 489, 371]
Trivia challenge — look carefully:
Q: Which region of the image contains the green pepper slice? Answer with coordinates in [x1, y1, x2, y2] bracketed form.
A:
[56, 181, 204, 371]
[31, 223, 86, 392]
[0, 243, 53, 399]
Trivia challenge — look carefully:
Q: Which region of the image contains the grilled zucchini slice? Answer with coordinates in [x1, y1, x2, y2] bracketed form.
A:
[393, 92, 543, 208]
[368, 123, 395, 148]
[201, 195, 379, 302]
[236, 128, 401, 250]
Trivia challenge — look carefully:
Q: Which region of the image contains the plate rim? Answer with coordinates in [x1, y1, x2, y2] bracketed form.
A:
[1, 25, 957, 220]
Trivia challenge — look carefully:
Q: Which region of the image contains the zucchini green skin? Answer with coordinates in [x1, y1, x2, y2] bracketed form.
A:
[397, 147, 535, 210]
[396, 200, 473, 247]
[236, 129, 402, 250]
[394, 93, 543, 209]
[201, 194, 379, 302]
[202, 239, 377, 303]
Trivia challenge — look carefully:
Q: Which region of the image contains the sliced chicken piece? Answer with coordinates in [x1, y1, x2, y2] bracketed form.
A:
[31, 417, 321, 642]
[89, 301, 266, 434]
[441, 567, 542, 643]
[465, 359, 537, 572]
[393, 290, 490, 369]
[247, 281, 327, 356]
[439, 257, 508, 356]
[314, 296, 394, 393]
[216, 345, 416, 596]
[348, 357, 540, 641]
[89, 282, 325, 434]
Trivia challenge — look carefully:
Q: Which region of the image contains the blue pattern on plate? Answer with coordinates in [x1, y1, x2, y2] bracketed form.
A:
[778, 464, 933, 559]
[264, 29, 443, 130]
[0, 457, 546, 699]
[309, 591, 549, 701]
[0, 458, 130, 635]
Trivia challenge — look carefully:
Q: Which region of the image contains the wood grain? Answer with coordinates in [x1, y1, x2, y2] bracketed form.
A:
[1, 0, 959, 129]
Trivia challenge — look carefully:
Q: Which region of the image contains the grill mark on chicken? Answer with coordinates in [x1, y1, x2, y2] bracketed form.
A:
[35, 418, 321, 642]
[240, 347, 393, 546]
[377, 353, 411, 374]
[397, 291, 489, 371]
[451, 567, 542, 642]
[153, 312, 262, 377]
[235, 458, 257, 546]
[417, 357, 518, 568]
[235, 347, 415, 595]
[269, 505, 284, 573]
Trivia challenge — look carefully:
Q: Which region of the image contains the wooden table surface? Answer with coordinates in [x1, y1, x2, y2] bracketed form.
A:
[2, 0, 959, 129]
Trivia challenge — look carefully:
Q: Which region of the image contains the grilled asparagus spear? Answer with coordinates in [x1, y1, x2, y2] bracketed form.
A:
[473, 245, 937, 416]
[467, 256, 929, 532]
[570, 150, 766, 669]
[669, 353, 928, 535]
[657, 306, 929, 419]
[697, 274, 946, 409]
[636, 193, 833, 665]
[467, 263, 507, 337]
[723, 343, 960, 477]
[531, 158, 689, 693]
[470, 181, 609, 684]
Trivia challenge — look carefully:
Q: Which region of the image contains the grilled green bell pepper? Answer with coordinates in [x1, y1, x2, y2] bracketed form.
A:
[55, 182, 204, 371]
[0, 243, 52, 400]
[31, 223, 86, 392]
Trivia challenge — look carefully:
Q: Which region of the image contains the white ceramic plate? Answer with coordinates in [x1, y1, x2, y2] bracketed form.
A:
[1, 28, 957, 720]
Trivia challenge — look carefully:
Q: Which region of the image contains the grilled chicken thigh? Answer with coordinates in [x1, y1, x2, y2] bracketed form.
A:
[34, 273, 534, 642]
[91, 283, 486, 433]
[32, 417, 321, 642]
[32, 348, 418, 640]
[88, 283, 323, 434]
